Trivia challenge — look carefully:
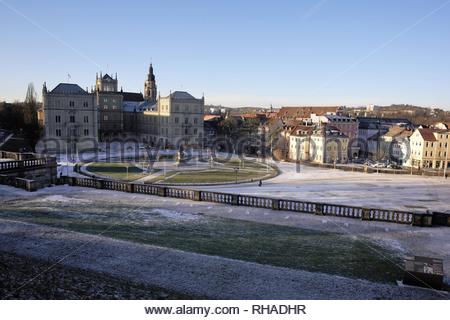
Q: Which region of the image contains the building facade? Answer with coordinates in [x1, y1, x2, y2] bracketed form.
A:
[95, 73, 123, 140]
[288, 125, 349, 164]
[288, 125, 314, 161]
[42, 83, 98, 152]
[310, 127, 349, 164]
[138, 91, 204, 148]
[41, 65, 205, 151]
[409, 128, 450, 169]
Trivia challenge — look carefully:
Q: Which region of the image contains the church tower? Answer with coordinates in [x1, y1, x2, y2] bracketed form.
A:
[144, 64, 157, 102]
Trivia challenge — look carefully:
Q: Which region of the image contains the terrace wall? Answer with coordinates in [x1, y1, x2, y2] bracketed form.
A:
[55, 176, 449, 228]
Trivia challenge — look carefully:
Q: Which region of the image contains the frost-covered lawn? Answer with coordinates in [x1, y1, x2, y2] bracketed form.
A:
[0, 251, 189, 299]
[0, 191, 402, 283]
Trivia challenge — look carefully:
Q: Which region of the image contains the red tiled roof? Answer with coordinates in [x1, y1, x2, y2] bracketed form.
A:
[418, 128, 437, 141]
[290, 125, 315, 136]
[277, 106, 341, 119]
[204, 115, 221, 121]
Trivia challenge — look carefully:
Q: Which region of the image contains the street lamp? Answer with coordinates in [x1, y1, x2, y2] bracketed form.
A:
[444, 137, 449, 178]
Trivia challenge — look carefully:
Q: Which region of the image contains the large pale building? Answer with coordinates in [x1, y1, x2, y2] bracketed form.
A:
[289, 125, 349, 164]
[288, 125, 314, 161]
[310, 126, 349, 164]
[41, 64, 204, 151]
[409, 128, 450, 169]
[138, 91, 204, 148]
[42, 83, 98, 152]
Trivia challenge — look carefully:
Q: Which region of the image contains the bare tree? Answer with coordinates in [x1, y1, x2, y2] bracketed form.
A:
[24, 83, 38, 126]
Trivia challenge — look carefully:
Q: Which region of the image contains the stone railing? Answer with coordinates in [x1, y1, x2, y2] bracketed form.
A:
[56, 176, 448, 228]
[0, 174, 39, 191]
[0, 151, 47, 161]
[0, 157, 56, 173]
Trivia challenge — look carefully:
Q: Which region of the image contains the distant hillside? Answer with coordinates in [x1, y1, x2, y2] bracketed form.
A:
[348, 104, 450, 125]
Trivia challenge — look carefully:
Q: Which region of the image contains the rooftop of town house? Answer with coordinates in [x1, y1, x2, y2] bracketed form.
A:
[204, 115, 222, 121]
[417, 128, 438, 141]
[383, 126, 414, 139]
[289, 124, 315, 137]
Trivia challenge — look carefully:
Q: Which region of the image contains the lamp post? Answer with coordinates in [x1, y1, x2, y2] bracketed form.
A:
[444, 136, 449, 178]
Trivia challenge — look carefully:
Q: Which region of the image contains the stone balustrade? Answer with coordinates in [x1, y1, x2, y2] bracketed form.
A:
[54, 176, 447, 228]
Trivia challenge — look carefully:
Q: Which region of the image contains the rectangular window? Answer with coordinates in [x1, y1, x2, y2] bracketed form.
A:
[69, 101, 75, 107]
[56, 129, 62, 137]
[104, 115, 108, 121]
[55, 115, 61, 123]
[184, 118, 188, 124]
[84, 116, 89, 123]
[70, 115, 75, 123]
[194, 118, 198, 124]
[84, 129, 89, 136]
[175, 117, 179, 124]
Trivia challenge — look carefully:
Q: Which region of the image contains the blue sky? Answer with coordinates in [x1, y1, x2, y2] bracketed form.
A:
[1, 0, 450, 109]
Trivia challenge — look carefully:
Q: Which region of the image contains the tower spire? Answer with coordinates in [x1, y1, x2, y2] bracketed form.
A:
[144, 63, 157, 102]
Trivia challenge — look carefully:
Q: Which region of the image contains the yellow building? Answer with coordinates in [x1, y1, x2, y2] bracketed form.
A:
[409, 128, 450, 169]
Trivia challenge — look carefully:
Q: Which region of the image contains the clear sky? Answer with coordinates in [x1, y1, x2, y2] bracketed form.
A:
[1, 0, 450, 109]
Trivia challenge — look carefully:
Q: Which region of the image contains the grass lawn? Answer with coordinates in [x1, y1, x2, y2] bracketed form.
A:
[0, 198, 403, 283]
[159, 168, 271, 184]
[86, 162, 146, 181]
[216, 158, 272, 170]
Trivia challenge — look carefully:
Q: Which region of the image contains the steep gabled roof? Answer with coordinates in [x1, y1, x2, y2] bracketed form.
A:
[50, 83, 87, 94]
[102, 73, 114, 80]
[418, 128, 437, 141]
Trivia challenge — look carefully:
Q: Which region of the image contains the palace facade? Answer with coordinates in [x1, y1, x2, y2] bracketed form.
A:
[41, 65, 204, 151]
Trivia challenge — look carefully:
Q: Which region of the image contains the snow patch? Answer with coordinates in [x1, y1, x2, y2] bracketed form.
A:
[39, 195, 92, 204]
[151, 208, 201, 222]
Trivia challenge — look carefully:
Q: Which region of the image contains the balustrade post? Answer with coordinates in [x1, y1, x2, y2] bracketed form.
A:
[127, 183, 135, 193]
[67, 177, 75, 186]
[96, 179, 104, 189]
[272, 199, 280, 210]
[422, 212, 433, 227]
[193, 190, 201, 201]
[314, 203, 324, 215]
[231, 194, 239, 205]
[412, 213, 423, 226]
[361, 208, 371, 221]
[158, 187, 167, 197]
